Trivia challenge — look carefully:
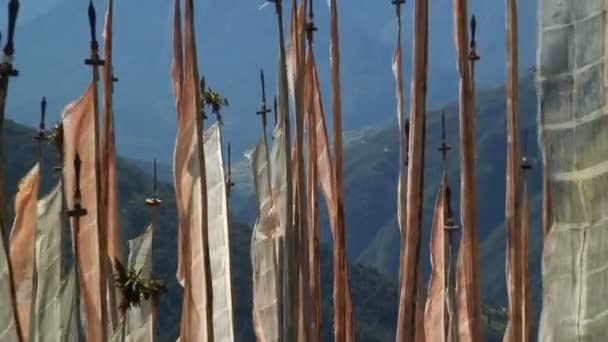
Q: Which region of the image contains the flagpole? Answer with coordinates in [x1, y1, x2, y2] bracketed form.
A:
[33, 97, 48, 162]
[184, 2, 215, 336]
[467, 15, 481, 339]
[391, 0, 406, 292]
[395, 0, 429, 337]
[0, 3, 21, 338]
[438, 111, 459, 342]
[304, 3, 322, 340]
[0, 0, 19, 245]
[288, 1, 311, 338]
[145, 158, 162, 338]
[504, 0, 522, 337]
[67, 154, 88, 342]
[454, 3, 482, 338]
[84, 2, 109, 340]
[520, 132, 532, 342]
[27, 96, 48, 341]
[268, 1, 296, 340]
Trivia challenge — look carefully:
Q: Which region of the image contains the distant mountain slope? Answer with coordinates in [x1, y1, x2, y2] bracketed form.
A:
[353, 71, 538, 270]
[4, 118, 508, 341]
[6, 0, 536, 163]
[347, 71, 543, 328]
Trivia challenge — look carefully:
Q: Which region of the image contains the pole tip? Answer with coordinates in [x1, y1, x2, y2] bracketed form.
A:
[87, 0, 98, 49]
[4, 0, 19, 57]
[40, 96, 47, 130]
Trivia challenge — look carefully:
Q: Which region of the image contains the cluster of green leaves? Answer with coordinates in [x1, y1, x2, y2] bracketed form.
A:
[201, 88, 229, 116]
[112, 259, 166, 312]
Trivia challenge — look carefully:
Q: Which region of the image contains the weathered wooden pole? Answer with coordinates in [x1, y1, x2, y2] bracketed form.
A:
[144, 158, 162, 338]
[83, 2, 109, 339]
[67, 154, 88, 341]
[33, 97, 48, 162]
[0, 0, 20, 243]
[267, 1, 296, 340]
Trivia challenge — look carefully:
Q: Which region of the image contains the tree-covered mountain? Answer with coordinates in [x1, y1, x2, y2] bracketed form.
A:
[193, 70, 543, 338]
[333, 71, 543, 330]
[7, 0, 536, 163]
[3, 116, 510, 340]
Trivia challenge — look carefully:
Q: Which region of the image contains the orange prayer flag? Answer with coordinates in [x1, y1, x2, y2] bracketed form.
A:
[9, 164, 41, 341]
[173, 0, 214, 340]
[62, 83, 104, 342]
[423, 176, 449, 341]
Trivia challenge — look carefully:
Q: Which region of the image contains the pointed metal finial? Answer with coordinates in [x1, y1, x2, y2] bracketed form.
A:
[309, 0, 314, 20]
[305, 0, 318, 44]
[200, 76, 206, 93]
[267, 0, 283, 15]
[257, 69, 271, 125]
[88, 1, 98, 50]
[469, 14, 480, 61]
[40, 97, 46, 131]
[260, 69, 267, 105]
[35, 97, 48, 141]
[3, 0, 19, 57]
[438, 111, 451, 162]
[84, 1, 104, 66]
[145, 158, 162, 207]
[470, 15, 477, 45]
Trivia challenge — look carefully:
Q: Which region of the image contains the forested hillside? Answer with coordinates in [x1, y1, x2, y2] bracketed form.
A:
[2, 117, 508, 340]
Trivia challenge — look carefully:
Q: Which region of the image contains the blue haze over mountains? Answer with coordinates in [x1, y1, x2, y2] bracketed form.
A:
[6, 0, 536, 163]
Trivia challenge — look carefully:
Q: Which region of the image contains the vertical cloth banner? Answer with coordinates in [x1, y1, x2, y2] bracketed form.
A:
[203, 123, 235, 341]
[9, 164, 41, 341]
[62, 83, 104, 342]
[32, 182, 64, 342]
[537, 1, 608, 340]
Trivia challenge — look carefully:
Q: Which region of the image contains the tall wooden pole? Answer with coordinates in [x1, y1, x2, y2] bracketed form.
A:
[145, 158, 162, 338]
[304, 3, 321, 339]
[268, 1, 296, 340]
[454, 6, 482, 340]
[84, 2, 109, 340]
[0, 3, 22, 339]
[34, 97, 48, 162]
[519, 131, 531, 342]
[396, 0, 429, 338]
[67, 154, 88, 342]
[438, 112, 460, 342]
[0, 0, 19, 245]
[504, 0, 522, 338]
